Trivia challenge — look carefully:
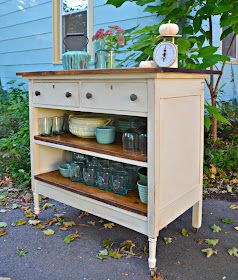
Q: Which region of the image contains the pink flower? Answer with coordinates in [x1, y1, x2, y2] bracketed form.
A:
[105, 30, 113, 36]
[108, 25, 125, 33]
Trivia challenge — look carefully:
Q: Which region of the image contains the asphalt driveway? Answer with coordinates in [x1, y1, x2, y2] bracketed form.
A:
[0, 199, 237, 280]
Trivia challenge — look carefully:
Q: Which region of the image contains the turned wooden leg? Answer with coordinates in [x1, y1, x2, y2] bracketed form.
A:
[148, 236, 157, 277]
[33, 192, 40, 216]
[192, 200, 202, 230]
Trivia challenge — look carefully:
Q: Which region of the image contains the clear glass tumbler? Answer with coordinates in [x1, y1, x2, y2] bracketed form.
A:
[70, 162, 85, 182]
[52, 116, 64, 135]
[97, 167, 112, 191]
[38, 117, 53, 136]
[112, 170, 129, 196]
[83, 165, 98, 186]
[122, 130, 139, 152]
[139, 132, 147, 155]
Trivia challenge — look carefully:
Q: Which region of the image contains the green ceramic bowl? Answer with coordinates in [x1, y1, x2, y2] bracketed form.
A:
[138, 167, 147, 185]
[59, 163, 71, 178]
[137, 181, 148, 204]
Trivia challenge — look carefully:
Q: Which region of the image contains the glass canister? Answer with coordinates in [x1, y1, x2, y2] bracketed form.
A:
[38, 117, 53, 136]
[83, 165, 98, 186]
[122, 129, 139, 152]
[52, 116, 64, 135]
[124, 164, 138, 190]
[97, 167, 112, 191]
[70, 162, 85, 182]
[95, 50, 107, 69]
[112, 170, 129, 196]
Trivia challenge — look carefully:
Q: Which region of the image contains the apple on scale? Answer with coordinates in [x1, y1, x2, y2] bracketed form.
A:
[153, 21, 181, 68]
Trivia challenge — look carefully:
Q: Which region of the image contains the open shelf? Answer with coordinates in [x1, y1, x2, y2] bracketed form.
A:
[35, 171, 147, 216]
[34, 134, 147, 163]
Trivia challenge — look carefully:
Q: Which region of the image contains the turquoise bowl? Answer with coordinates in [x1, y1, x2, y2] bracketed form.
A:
[96, 126, 116, 144]
[138, 167, 147, 185]
[137, 181, 148, 204]
[59, 163, 71, 178]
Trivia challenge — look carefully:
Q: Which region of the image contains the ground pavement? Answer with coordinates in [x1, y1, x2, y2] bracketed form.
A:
[0, 199, 237, 280]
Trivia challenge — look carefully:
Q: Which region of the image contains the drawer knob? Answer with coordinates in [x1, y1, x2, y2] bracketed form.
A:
[86, 92, 93, 99]
[65, 92, 72, 98]
[35, 91, 40, 96]
[130, 94, 137, 101]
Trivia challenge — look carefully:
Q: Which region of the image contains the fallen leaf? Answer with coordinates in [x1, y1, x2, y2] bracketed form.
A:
[230, 178, 238, 185]
[109, 249, 124, 259]
[64, 231, 80, 244]
[12, 219, 26, 227]
[87, 221, 96, 226]
[119, 240, 136, 255]
[103, 223, 115, 229]
[43, 203, 54, 210]
[0, 222, 7, 228]
[43, 229, 55, 236]
[54, 208, 59, 212]
[196, 239, 204, 245]
[16, 248, 28, 257]
[201, 248, 217, 258]
[36, 224, 45, 230]
[59, 226, 68, 231]
[11, 203, 20, 209]
[163, 237, 173, 244]
[77, 211, 89, 219]
[234, 226, 238, 231]
[102, 239, 114, 249]
[227, 247, 238, 257]
[229, 205, 238, 210]
[45, 218, 58, 226]
[211, 224, 221, 233]
[54, 213, 65, 219]
[181, 228, 189, 236]
[28, 220, 41, 226]
[222, 218, 235, 224]
[97, 249, 108, 260]
[0, 229, 8, 237]
[63, 221, 76, 227]
[227, 185, 233, 193]
[204, 239, 219, 246]
[0, 209, 7, 213]
[24, 209, 35, 218]
[21, 193, 32, 203]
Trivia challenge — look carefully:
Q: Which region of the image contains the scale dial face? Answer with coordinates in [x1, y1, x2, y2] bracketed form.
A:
[153, 42, 177, 67]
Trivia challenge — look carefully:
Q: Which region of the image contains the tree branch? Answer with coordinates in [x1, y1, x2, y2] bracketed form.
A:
[214, 33, 236, 94]
[209, 16, 214, 92]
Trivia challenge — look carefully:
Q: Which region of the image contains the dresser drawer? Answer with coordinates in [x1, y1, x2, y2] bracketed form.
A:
[80, 82, 148, 113]
[32, 82, 79, 107]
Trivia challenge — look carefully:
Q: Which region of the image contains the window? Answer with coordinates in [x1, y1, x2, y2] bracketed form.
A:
[52, 0, 94, 64]
[222, 31, 238, 61]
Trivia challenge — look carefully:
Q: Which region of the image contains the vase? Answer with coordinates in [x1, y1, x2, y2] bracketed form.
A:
[106, 50, 116, 68]
[95, 50, 107, 69]
[94, 39, 105, 53]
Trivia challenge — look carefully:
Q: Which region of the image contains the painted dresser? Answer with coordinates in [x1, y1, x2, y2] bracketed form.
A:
[17, 68, 211, 276]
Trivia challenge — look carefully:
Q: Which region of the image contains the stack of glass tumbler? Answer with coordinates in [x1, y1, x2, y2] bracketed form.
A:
[66, 153, 139, 196]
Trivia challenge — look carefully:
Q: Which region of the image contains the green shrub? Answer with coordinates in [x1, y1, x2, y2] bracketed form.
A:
[0, 80, 30, 188]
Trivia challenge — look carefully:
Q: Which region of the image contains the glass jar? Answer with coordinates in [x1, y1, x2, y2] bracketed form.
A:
[112, 170, 129, 196]
[124, 164, 138, 190]
[83, 165, 98, 186]
[38, 117, 53, 136]
[139, 132, 147, 155]
[97, 167, 112, 191]
[122, 129, 139, 152]
[70, 162, 85, 182]
[52, 116, 64, 135]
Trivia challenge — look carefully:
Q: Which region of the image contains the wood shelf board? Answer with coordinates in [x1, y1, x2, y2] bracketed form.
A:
[34, 134, 147, 162]
[17, 67, 220, 77]
[35, 171, 147, 216]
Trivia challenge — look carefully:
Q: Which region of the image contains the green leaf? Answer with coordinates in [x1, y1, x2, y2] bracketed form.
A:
[181, 228, 189, 236]
[12, 219, 26, 227]
[43, 203, 54, 210]
[163, 237, 173, 244]
[102, 239, 114, 249]
[109, 249, 124, 259]
[211, 224, 221, 233]
[193, 16, 202, 33]
[204, 239, 219, 246]
[227, 247, 238, 257]
[201, 248, 218, 258]
[222, 218, 236, 224]
[16, 248, 28, 257]
[204, 115, 211, 130]
[64, 232, 80, 244]
[43, 229, 55, 236]
[28, 219, 41, 226]
[97, 249, 109, 260]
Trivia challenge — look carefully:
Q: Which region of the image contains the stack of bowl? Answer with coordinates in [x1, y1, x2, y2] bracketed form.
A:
[137, 167, 148, 204]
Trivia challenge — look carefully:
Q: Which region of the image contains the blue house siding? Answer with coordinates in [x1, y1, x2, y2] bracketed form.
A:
[0, 0, 237, 102]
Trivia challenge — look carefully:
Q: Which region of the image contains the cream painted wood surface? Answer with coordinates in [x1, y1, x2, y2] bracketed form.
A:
[22, 70, 206, 274]
[33, 82, 79, 107]
[80, 81, 148, 112]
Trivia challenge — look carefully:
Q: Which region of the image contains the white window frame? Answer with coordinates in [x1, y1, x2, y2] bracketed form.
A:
[52, 0, 94, 64]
